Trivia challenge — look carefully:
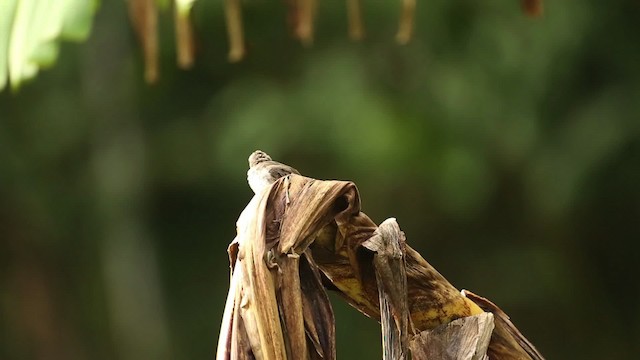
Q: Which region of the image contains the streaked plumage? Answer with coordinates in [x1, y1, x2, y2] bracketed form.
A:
[247, 150, 300, 194]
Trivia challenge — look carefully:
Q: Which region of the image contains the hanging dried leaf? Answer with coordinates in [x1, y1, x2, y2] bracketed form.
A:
[396, 0, 415, 44]
[0, 1, 551, 88]
[294, 0, 316, 46]
[174, 0, 196, 69]
[224, 0, 245, 62]
[346, 0, 365, 41]
[127, 0, 159, 83]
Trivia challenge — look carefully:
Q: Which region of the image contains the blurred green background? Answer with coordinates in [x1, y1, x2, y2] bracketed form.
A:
[2, 0, 640, 359]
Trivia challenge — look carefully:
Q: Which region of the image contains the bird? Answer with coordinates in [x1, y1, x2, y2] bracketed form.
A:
[247, 150, 300, 194]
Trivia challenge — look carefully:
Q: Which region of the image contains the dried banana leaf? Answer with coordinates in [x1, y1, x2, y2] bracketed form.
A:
[217, 175, 543, 359]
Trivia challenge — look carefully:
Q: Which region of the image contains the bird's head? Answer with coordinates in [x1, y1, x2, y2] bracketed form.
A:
[248, 150, 272, 168]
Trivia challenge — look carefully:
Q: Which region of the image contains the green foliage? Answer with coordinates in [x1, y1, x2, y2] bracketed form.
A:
[0, 0, 98, 90]
[1, 1, 640, 359]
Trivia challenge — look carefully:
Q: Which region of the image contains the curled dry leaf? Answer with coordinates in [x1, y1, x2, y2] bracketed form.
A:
[217, 175, 544, 359]
[216, 179, 336, 360]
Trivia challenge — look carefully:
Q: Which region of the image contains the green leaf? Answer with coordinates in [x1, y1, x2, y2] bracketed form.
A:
[0, 0, 18, 90]
[1, 0, 99, 91]
[175, 0, 197, 14]
[61, 0, 99, 40]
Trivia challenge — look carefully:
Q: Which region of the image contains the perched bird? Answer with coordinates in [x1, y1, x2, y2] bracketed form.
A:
[247, 150, 300, 194]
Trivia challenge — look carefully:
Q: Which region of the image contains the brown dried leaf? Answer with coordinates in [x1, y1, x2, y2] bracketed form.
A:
[277, 254, 307, 357]
[396, 0, 416, 44]
[363, 218, 410, 360]
[346, 0, 365, 41]
[300, 251, 336, 359]
[217, 182, 336, 360]
[409, 313, 494, 360]
[271, 175, 540, 358]
[522, 0, 544, 18]
[127, 0, 159, 83]
[294, 0, 316, 46]
[218, 175, 543, 359]
[462, 290, 545, 360]
[224, 0, 245, 62]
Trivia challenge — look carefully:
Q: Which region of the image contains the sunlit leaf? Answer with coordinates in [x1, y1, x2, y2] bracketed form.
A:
[1, 0, 98, 91]
[30, 41, 59, 67]
[8, 0, 38, 87]
[61, 0, 99, 40]
[0, 0, 18, 90]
